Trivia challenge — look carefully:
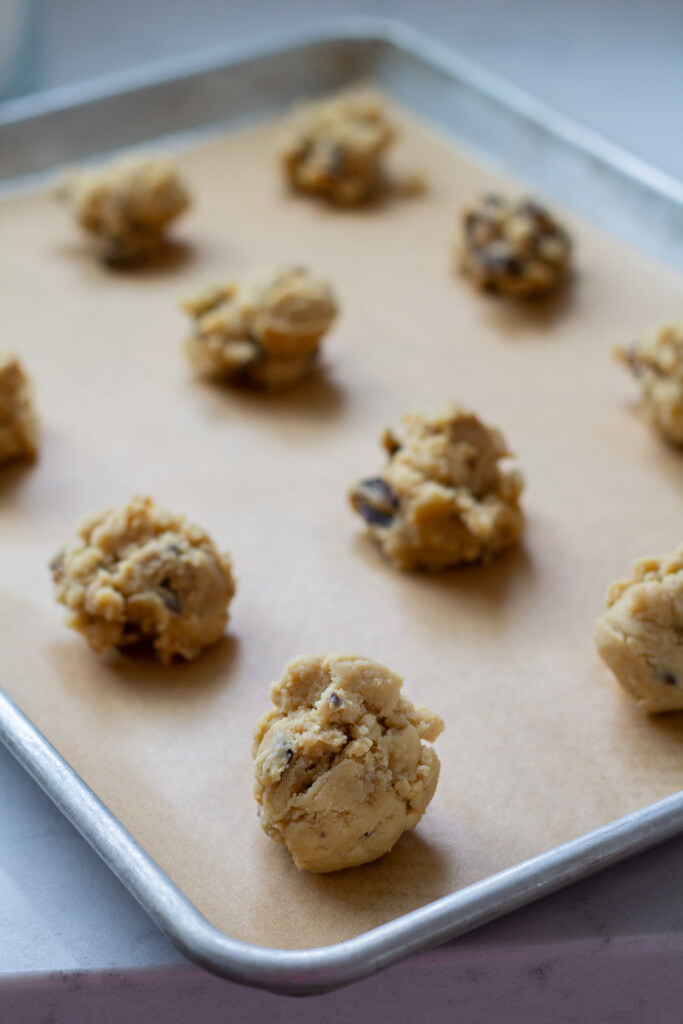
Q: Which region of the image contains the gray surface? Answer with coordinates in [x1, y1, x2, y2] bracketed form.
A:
[35, 0, 683, 180]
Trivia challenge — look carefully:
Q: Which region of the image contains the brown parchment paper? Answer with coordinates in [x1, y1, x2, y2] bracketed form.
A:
[1, 106, 682, 951]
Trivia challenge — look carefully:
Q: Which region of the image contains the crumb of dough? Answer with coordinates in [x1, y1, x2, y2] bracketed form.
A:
[253, 653, 443, 873]
[615, 322, 683, 445]
[50, 496, 235, 663]
[0, 351, 38, 464]
[57, 154, 190, 265]
[183, 264, 338, 390]
[280, 90, 395, 206]
[457, 194, 572, 298]
[349, 403, 524, 571]
[594, 546, 683, 713]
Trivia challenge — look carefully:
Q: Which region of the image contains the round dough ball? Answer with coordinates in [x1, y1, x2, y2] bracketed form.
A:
[457, 194, 572, 298]
[183, 264, 338, 390]
[594, 547, 683, 714]
[349, 403, 524, 571]
[615, 322, 683, 445]
[253, 653, 443, 873]
[57, 154, 190, 265]
[280, 91, 394, 206]
[0, 350, 38, 464]
[50, 496, 235, 663]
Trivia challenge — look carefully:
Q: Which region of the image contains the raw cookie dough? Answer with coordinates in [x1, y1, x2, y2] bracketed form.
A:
[253, 653, 443, 873]
[615, 322, 683, 445]
[458, 194, 572, 298]
[183, 264, 338, 390]
[350, 403, 524, 571]
[594, 546, 683, 713]
[57, 154, 190, 265]
[280, 91, 395, 206]
[0, 351, 38, 464]
[50, 495, 235, 663]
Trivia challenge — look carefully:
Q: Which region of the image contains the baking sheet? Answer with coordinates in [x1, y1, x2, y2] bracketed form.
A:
[0, 104, 682, 951]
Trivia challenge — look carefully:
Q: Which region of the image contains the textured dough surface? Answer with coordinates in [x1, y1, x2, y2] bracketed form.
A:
[50, 496, 235, 663]
[253, 653, 443, 873]
[184, 264, 338, 390]
[615, 322, 683, 445]
[280, 91, 394, 206]
[594, 546, 683, 713]
[0, 351, 38, 464]
[58, 154, 189, 264]
[458, 194, 572, 298]
[350, 403, 524, 571]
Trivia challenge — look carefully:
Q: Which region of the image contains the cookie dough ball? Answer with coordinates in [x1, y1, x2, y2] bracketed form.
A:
[57, 154, 190, 265]
[50, 496, 235, 663]
[458, 194, 572, 298]
[0, 351, 38, 464]
[615, 322, 683, 445]
[280, 91, 394, 206]
[183, 264, 338, 390]
[253, 653, 443, 873]
[350, 403, 524, 571]
[594, 546, 683, 713]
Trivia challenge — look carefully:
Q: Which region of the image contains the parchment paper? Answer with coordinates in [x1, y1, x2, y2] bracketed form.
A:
[1, 106, 682, 950]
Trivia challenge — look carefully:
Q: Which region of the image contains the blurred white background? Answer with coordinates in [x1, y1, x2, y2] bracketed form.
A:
[18, 0, 680, 179]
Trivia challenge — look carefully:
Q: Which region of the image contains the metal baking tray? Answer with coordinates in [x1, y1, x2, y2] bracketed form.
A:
[1, 16, 682, 997]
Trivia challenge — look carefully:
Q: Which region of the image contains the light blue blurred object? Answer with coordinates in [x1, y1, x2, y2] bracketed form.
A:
[0, 0, 39, 98]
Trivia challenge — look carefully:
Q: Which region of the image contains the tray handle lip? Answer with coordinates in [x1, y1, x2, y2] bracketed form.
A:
[1, 684, 682, 996]
[0, 16, 398, 124]
[1, 14, 682, 211]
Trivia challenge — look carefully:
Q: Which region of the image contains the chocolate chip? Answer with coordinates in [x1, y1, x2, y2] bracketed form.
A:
[351, 477, 399, 528]
[504, 256, 524, 277]
[166, 542, 181, 555]
[49, 553, 64, 579]
[274, 743, 294, 778]
[381, 428, 402, 456]
[657, 670, 678, 687]
[464, 212, 479, 236]
[326, 142, 347, 179]
[243, 332, 266, 360]
[483, 253, 524, 277]
[364, 830, 374, 837]
[296, 139, 312, 162]
[156, 579, 181, 613]
[329, 692, 342, 707]
[519, 200, 551, 226]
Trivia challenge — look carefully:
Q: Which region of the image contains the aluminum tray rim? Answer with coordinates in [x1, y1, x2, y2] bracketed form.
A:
[2, 685, 682, 996]
[1, 14, 682, 208]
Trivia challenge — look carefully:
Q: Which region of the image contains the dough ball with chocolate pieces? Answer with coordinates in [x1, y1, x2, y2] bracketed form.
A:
[615, 322, 683, 445]
[183, 264, 338, 390]
[280, 90, 395, 206]
[57, 154, 190, 265]
[253, 653, 443, 873]
[50, 496, 235, 663]
[458, 194, 572, 298]
[0, 351, 38, 464]
[350, 403, 524, 571]
[594, 545, 683, 713]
